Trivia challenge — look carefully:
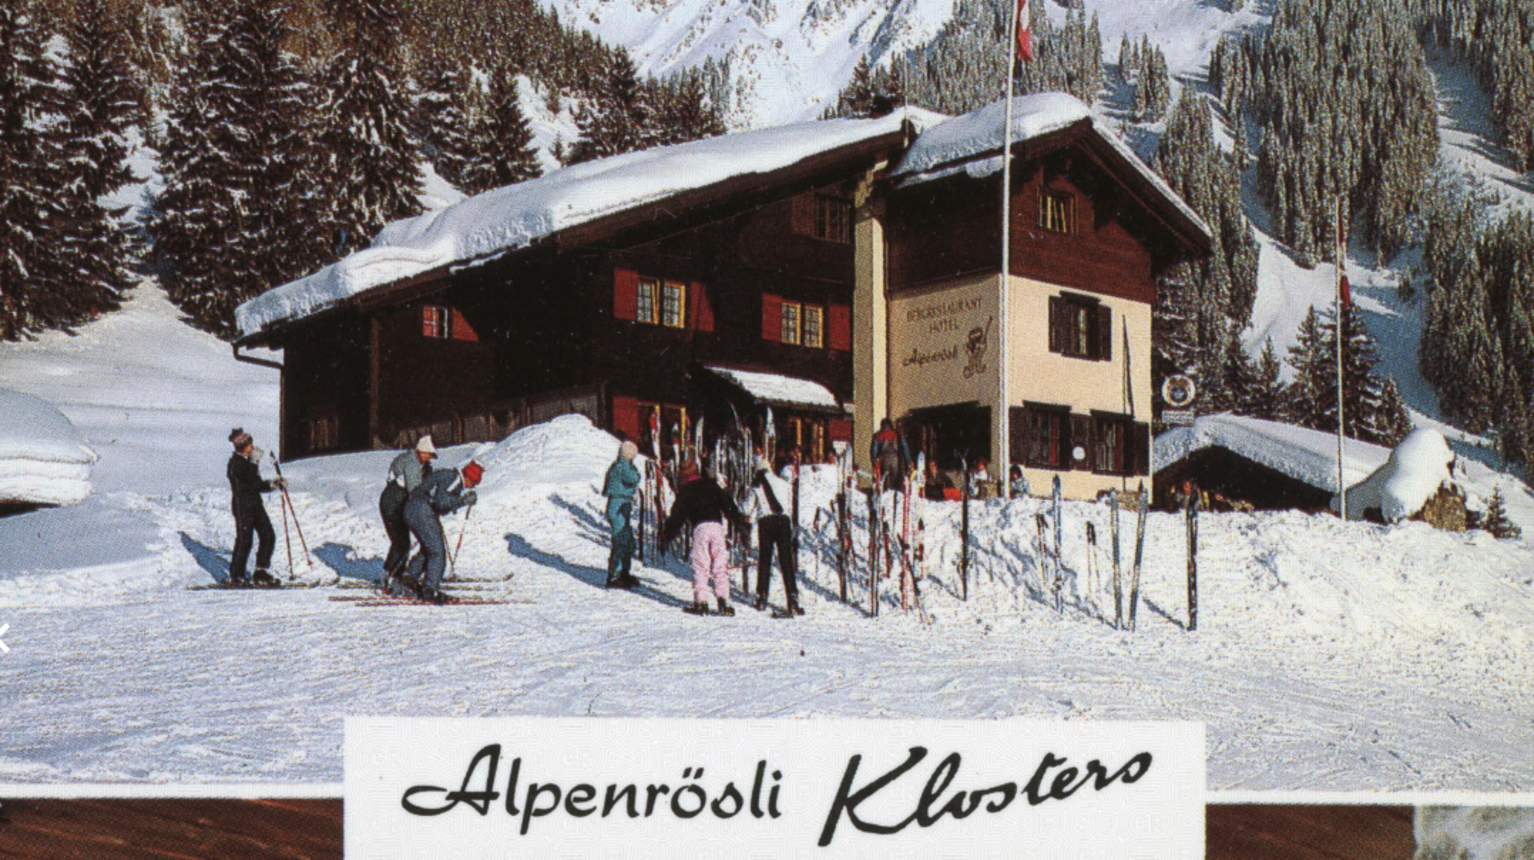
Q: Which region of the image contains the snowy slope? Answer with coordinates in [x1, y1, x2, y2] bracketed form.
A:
[0, 408, 1531, 789]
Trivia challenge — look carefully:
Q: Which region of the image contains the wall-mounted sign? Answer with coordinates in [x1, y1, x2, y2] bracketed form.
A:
[1161, 375, 1197, 409]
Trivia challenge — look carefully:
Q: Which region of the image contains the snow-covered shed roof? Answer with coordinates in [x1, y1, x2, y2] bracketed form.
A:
[705, 366, 841, 412]
[236, 112, 932, 340]
[0, 388, 97, 507]
[891, 93, 1213, 251]
[1154, 414, 1390, 493]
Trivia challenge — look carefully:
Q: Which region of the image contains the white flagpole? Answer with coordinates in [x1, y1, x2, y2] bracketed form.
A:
[1336, 197, 1347, 521]
[999, 0, 1021, 498]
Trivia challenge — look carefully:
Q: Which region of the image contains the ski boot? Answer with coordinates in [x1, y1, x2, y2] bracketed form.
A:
[789, 598, 804, 616]
[251, 569, 280, 588]
[716, 598, 735, 617]
[418, 587, 450, 605]
[683, 600, 710, 616]
[391, 573, 423, 599]
[617, 574, 640, 590]
[753, 594, 768, 612]
[228, 573, 251, 589]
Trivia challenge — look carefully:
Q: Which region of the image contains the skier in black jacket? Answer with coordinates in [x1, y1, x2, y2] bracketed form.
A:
[226, 428, 283, 587]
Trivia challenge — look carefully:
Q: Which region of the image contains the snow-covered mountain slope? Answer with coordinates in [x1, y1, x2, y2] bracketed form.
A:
[544, 0, 957, 126]
[544, 0, 1264, 128]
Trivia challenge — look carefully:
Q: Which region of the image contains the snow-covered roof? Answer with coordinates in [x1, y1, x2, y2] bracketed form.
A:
[1154, 413, 1390, 493]
[0, 388, 97, 507]
[705, 366, 841, 411]
[891, 93, 1213, 244]
[236, 112, 929, 339]
[1335, 428, 1454, 522]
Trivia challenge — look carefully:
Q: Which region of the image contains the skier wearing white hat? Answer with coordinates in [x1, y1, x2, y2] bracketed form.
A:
[380, 435, 437, 586]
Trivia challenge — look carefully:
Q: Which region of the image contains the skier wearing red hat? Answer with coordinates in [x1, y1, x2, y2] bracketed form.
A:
[395, 458, 483, 603]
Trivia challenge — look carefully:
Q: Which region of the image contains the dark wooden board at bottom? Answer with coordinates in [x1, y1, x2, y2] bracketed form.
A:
[1208, 804, 1416, 860]
[0, 799, 342, 860]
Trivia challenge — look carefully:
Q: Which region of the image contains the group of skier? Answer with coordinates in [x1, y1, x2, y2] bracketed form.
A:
[225, 428, 485, 604]
[223, 422, 909, 614]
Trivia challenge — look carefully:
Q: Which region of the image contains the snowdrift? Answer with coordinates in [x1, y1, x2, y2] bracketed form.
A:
[0, 388, 97, 508]
[1335, 428, 1456, 522]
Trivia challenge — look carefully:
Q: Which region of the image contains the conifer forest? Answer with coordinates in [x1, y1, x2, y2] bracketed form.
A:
[2, 0, 1533, 469]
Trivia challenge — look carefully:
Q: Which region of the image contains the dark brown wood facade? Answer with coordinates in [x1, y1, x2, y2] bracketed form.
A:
[886, 131, 1186, 301]
[270, 182, 865, 461]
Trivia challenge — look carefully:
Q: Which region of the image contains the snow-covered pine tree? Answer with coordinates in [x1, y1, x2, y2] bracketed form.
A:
[570, 49, 648, 164]
[652, 69, 726, 146]
[0, 0, 58, 339]
[153, 0, 324, 337]
[473, 65, 541, 193]
[839, 56, 877, 118]
[415, 59, 474, 189]
[42, 0, 143, 329]
[1283, 306, 1329, 429]
[320, 0, 423, 256]
[1246, 338, 1286, 421]
[151, 9, 246, 332]
[1481, 487, 1521, 539]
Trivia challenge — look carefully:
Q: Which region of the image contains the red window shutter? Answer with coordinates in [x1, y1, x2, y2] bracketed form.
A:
[829, 418, 853, 442]
[1095, 304, 1113, 361]
[611, 396, 641, 442]
[828, 304, 851, 351]
[691, 282, 714, 332]
[614, 268, 639, 321]
[450, 309, 479, 342]
[1048, 296, 1063, 354]
[762, 294, 783, 342]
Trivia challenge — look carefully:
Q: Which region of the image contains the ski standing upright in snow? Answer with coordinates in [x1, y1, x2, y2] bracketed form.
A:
[1128, 482, 1148, 631]
[1110, 488, 1123, 629]
[1051, 475, 1063, 612]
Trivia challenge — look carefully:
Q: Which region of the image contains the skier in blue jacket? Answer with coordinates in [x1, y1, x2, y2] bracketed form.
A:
[395, 459, 483, 603]
[602, 440, 642, 589]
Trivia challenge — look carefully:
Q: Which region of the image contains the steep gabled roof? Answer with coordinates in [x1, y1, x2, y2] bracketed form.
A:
[236, 111, 939, 342]
[890, 93, 1213, 256]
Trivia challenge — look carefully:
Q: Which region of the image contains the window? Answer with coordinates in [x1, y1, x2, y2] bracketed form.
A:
[792, 193, 853, 243]
[1048, 294, 1112, 361]
[1023, 405, 1067, 469]
[636, 278, 659, 324]
[1093, 414, 1129, 475]
[1039, 191, 1074, 234]
[661, 281, 686, 328]
[803, 305, 824, 348]
[422, 305, 449, 339]
[781, 301, 802, 345]
[815, 195, 851, 243]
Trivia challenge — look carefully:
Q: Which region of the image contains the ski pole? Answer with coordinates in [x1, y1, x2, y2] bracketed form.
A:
[269, 454, 312, 569]
[278, 484, 296, 581]
[449, 500, 475, 580]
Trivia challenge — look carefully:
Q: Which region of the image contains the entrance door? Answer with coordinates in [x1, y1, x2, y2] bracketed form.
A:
[905, 402, 991, 470]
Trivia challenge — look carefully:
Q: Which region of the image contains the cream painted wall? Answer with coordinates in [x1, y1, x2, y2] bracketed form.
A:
[887, 273, 1000, 419]
[852, 189, 887, 470]
[1009, 274, 1152, 499]
[1007, 276, 1151, 419]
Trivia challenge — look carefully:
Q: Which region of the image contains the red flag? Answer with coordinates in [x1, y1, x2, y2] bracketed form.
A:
[1016, 0, 1033, 63]
[1339, 275, 1352, 309]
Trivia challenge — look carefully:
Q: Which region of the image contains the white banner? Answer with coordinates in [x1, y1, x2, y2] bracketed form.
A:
[346, 717, 1204, 859]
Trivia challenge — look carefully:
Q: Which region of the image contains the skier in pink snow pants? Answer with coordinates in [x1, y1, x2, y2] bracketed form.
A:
[690, 522, 729, 603]
[661, 460, 749, 616]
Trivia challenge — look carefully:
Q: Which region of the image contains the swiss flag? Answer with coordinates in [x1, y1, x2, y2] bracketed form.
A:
[1016, 0, 1033, 63]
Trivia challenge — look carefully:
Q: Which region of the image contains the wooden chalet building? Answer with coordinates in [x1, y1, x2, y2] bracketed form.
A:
[235, 93, 1211, 500]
